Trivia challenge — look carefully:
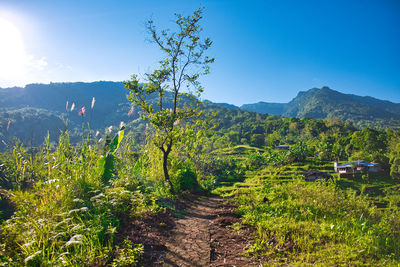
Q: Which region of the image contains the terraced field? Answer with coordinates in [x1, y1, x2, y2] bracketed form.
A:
[212, 145, 400, 265]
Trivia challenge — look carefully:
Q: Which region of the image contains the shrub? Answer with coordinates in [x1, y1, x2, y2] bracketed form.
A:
[250, 134, 265, 147]
[245, 152, 266, 168]
[173, 167, 199, 193]
[112, 239, 144, 267]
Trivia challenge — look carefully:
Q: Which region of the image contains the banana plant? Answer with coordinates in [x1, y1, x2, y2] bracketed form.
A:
[98, 126, 125, 184]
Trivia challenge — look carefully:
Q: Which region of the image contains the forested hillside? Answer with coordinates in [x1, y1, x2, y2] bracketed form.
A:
[240, 86, 400, 128]
[240, 101, 287, 115]
[2, 82, 400, 151]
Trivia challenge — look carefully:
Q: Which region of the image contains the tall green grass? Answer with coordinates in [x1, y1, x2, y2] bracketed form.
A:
[0, 124, 225, 265]
[235, 177, 400, 265]
[0, 131, 153, 265]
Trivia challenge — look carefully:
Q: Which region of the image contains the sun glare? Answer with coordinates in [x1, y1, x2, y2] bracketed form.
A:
[0, 17, 27, 84]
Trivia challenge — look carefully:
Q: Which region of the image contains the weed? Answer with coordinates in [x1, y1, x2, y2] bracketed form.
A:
[112, 239, 144, 267]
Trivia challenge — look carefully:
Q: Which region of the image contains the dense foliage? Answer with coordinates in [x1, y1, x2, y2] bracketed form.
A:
[2, 84, 400, 152]
[0, 123, 230, 265]
[235, 176, 399, 265]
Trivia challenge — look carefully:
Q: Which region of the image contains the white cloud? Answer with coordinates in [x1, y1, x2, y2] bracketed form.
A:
[55, 62, 73, 71]
[26, 55, 48, 71]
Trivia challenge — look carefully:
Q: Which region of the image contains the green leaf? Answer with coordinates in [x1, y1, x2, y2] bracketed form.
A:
[99, 154, 115, 184]
[109, 126, 125, 153]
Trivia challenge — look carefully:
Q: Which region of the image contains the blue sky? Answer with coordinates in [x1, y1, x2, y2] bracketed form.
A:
[0, 0, 399, 105]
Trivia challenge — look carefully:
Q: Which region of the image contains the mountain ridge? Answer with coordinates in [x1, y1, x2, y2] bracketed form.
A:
[238, 86, 400, 128]
[1, 82, 400, 130]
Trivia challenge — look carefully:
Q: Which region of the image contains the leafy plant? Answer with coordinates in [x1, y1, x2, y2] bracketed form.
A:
[173, 166, 199, 193]
[98, 126, 125, 184]
[112, 239, 144, 267]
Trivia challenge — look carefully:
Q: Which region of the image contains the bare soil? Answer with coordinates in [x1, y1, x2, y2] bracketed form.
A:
[116, 193, 261, 266]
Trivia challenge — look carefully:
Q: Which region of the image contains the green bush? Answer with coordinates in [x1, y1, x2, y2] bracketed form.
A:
[112, 239, 144, 267]
[173, 167, 199, 193]
[245, 152, 266, 168]
[198, 175, 215, 192]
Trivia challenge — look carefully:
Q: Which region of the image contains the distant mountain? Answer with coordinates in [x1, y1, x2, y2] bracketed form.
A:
[240, 86, 400, 128]
[0, 82, 135, 149]
[0, 107, 65, 147]
[204, 101, 239, 110]
[1, 82, 399, 150]
[0, 81, 129, 129]
[0, 81, 232, 150]
[240, 102, 287, 115]
[348, 94, 400, 115]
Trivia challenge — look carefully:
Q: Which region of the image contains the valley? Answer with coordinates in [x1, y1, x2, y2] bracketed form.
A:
[0, 4, 399, 266]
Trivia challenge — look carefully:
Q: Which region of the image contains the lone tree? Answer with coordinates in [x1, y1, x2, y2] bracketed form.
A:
[124, 8, 214, 193]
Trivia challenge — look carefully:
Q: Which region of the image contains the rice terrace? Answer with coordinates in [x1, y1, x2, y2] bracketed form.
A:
[0, 1, 399, 266]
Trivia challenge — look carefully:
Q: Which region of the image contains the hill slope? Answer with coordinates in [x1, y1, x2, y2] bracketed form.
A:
[240, 86, 400, 128]
[0, 82, 129, 129]
[1, 82, 399, 150]
[240, 102, 287, 115]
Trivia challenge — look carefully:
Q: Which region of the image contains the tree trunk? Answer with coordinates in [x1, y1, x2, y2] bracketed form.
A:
[162, 149, 175, 194]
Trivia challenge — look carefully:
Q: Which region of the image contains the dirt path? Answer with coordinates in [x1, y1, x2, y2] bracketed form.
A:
[157, 195, 218, 266]
[154, 195, 258, 267]
[117, 193, 259, 266]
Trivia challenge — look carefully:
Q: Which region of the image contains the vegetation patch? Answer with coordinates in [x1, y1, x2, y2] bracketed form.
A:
[225, 164, 400, 265]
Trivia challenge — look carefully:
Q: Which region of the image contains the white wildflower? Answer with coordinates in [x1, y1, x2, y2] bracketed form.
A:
[70, 224, 84, 232]
[22, 241, 34, 247]
[67, 207, 87, 216]
[128, 106, 135, 116]
[106, 126, 113, 134]
[65, 235, 83, 246]
[91, 97, 95, 109]
[80, 207, 88, 212]
[50, 232, 65, 240]
[45, 179, 58, 184]
[90, 193, 105, 201]
[24, 250, 42, 263]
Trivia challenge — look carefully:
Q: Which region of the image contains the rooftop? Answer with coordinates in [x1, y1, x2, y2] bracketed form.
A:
[337, 160, 378, 168]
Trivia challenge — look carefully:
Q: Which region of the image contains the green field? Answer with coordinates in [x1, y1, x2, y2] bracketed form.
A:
[212, 146, 400, 266]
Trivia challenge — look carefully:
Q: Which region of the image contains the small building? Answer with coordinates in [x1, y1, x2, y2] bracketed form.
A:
[334, 160, 380, 174]
[303, 171, 332, 182]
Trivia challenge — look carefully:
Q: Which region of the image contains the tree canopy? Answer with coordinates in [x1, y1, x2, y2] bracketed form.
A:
[124, 7, 214, 192]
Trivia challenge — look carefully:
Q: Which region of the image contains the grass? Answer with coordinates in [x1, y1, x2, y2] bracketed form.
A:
[215, 158, 400, 266]
[1, 136, 399, 266]
[212, 145, 265, 156]
[0, 129, 218, 265]
[0, 133, 158, 265]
